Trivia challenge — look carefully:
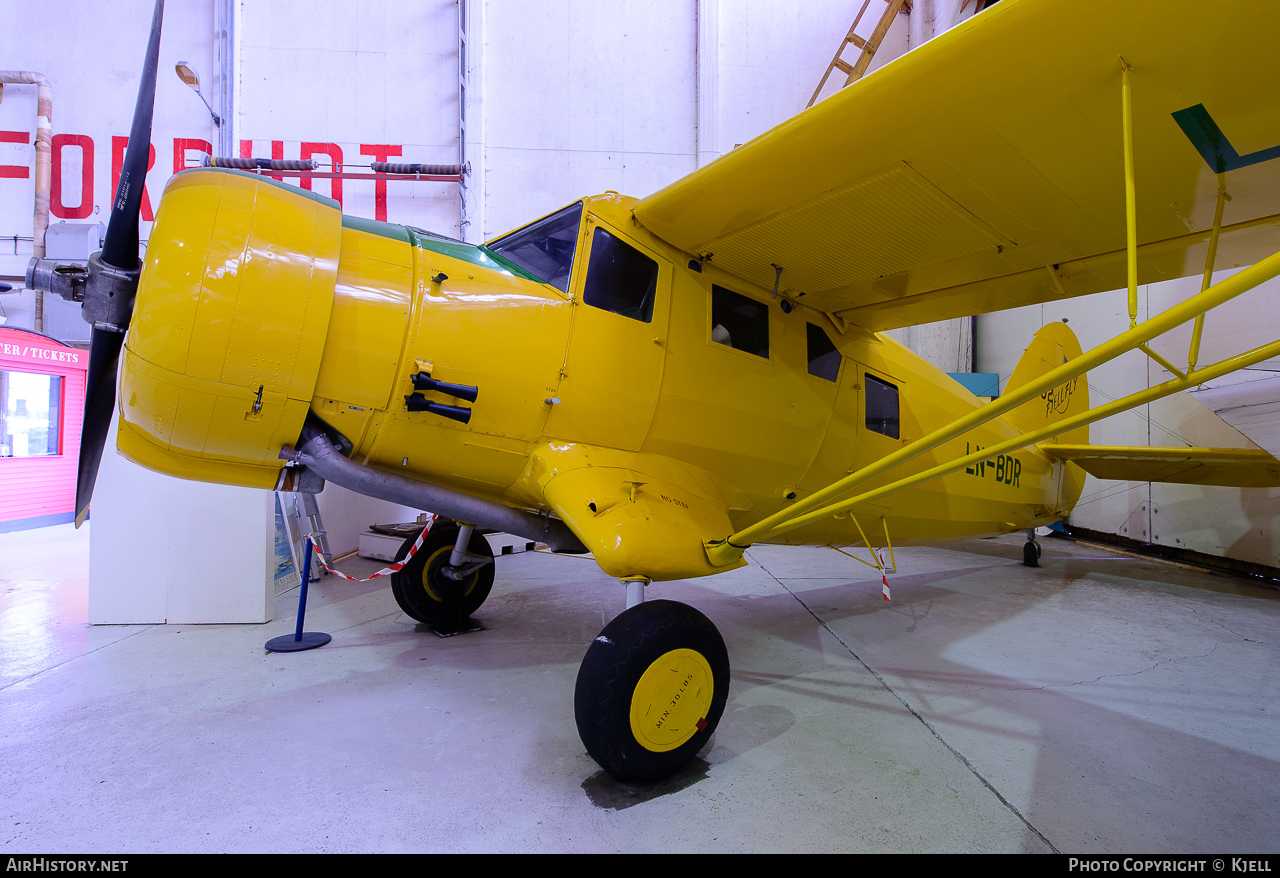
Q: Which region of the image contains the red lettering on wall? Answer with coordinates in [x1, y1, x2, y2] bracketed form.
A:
[173, 138, 212, 174]
[111, 136, 155, 222]
[0, 130, 30, 179]
[300, 142, 343, 206]
[360, 143, 402, 221]
[50, 134, 94, 220]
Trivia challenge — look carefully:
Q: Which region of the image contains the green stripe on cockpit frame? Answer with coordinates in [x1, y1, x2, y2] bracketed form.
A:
[339, 216, 549, 285]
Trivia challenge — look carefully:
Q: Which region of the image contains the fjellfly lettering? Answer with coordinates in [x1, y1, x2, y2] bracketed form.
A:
[1042, 376, 1080, 416]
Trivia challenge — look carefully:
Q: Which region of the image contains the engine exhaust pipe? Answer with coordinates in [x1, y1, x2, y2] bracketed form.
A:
[282, 429, 587, 554]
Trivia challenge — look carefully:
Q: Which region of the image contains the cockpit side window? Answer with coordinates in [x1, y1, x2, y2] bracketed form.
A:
[484, 202, 583, 292]
[807, 322, 841, 381]
[865, 373, 900, 439]
[711, 285, 769, 358]
[582, 227, 659, 322]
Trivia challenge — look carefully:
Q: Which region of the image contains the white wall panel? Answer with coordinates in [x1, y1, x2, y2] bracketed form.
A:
[719, 0, 861, 146]
[238, 1, 461, 233]
[88, 414, 273, 625]
[0, 0, 217, 278]
[478, 0, 697, 237]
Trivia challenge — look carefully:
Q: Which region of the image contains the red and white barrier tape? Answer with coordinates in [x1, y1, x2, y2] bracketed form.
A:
[878, 550, 891, 602]
[303, 515, 438, 583]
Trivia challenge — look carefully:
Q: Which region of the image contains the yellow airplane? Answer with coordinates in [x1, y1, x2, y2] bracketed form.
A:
[28, 0, 1280, 781]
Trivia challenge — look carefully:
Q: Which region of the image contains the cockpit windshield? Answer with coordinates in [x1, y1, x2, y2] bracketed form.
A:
[484, 202, 583, 292]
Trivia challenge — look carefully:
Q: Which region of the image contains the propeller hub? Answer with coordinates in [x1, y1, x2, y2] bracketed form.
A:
[81, 251, 142, 333]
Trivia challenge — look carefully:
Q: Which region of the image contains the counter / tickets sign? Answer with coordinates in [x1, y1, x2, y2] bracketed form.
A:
[0, 327, 88, 531]
[0, 335, 88, 370]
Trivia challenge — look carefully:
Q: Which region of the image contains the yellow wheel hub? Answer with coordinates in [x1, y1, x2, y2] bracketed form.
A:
[629, 648, 715, 752]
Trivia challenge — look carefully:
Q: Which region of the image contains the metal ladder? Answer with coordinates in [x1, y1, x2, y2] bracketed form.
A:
[280, 491, 333, 582]
[806, 0, 913, 109]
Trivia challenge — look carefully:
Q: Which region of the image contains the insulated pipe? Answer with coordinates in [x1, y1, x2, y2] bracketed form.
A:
[285, 430, 587, 554]
[0, 72, 52, 332]
[204, 155, 318, 171]
[0, 72, 52, 258]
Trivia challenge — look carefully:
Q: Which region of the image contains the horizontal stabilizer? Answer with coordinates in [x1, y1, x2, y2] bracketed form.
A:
[1042, 445, 1280, 488]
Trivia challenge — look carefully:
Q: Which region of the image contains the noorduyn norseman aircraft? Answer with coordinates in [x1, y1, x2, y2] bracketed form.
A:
[28, 0, 1280, 781]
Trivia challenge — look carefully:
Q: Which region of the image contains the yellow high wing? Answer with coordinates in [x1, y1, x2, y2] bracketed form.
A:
[634, 0, 1280, 330]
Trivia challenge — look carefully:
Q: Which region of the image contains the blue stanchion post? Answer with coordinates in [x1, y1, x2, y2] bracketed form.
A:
[266, 535, 332, 652]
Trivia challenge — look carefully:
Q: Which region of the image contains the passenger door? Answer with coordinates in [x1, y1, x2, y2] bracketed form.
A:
[544, 215, 672, 451]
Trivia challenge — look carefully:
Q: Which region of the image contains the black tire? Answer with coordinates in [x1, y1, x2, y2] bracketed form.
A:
[574, 600, 730, 783]
[389, 523, 494, 624]
[1022, 540, 1041, 568]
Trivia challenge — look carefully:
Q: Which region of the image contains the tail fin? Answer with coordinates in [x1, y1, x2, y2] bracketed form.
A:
[1004, 321, 1090, 511]
[1004, 321, 1090, 441]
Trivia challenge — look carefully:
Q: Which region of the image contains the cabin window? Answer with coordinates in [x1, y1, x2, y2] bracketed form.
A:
[582, 227, 659, 322]
[865, 374, 899, 439]
[807, 323, 840, 382]
[485, 201, 583, 292]
[711, 285, 769, 358]
[1, 370, 61, 457]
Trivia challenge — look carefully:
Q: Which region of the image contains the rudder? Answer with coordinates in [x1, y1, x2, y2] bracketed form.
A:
[1003, 321, 1090, 512]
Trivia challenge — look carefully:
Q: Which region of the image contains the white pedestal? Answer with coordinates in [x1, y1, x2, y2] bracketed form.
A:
[88, 413, 275, 624]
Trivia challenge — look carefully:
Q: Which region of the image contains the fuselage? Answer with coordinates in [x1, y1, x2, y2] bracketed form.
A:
[121, 170, 1079, 580]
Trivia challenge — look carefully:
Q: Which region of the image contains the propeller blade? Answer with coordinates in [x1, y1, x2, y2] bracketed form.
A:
[74, 328, 125, 526]
[100, 0, 165, 270]
[75, 0, 164, 526]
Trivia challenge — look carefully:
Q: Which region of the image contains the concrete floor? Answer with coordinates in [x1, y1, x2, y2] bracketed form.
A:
[1, 523, 1278, 853]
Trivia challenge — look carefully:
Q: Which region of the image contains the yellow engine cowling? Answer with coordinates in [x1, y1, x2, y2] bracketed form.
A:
[118, 169, 341, 488]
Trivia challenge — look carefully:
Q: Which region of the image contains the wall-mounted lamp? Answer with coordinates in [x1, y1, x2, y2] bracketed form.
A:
[175, 61, 220, 127]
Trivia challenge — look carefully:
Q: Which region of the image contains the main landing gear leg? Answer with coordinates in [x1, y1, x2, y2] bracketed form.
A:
[574, 578, 730, 783]
[622, 575, 648, 609]
[1023, 528, 1042, 568]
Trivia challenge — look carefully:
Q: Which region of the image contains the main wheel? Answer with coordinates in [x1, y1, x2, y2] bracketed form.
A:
[575, 600, 730, 783]
[389, 523, 494, 624]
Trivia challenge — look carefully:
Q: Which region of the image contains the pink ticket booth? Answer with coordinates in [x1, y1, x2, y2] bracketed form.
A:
[0, 327, 88, 532]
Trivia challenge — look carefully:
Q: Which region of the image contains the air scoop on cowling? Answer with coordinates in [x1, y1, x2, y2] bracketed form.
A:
[412, 371, 479, 402]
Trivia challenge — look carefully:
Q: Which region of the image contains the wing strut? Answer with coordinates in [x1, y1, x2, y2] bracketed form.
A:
[830, 514, 898, 573]
[754, 331, 1280, 543]
[1188, 177, 1230, 372]
[704, 245, 1280, 567]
